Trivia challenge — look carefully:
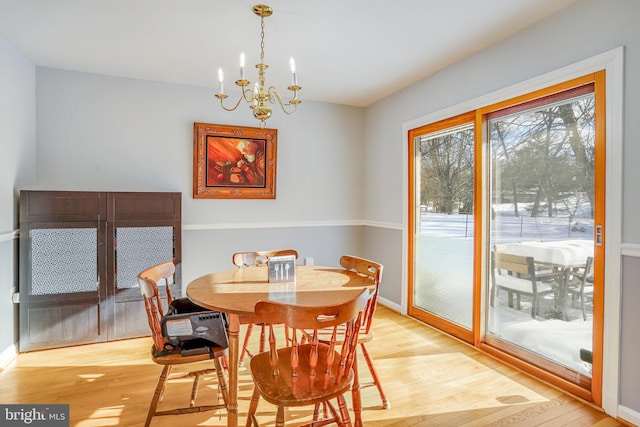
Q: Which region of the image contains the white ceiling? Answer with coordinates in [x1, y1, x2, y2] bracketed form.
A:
[0, 0, 577, 107]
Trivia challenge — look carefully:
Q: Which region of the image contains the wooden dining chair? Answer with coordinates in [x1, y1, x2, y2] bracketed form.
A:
[490, 251, 559, 319]
[337, 255, 390, 415]
[246, 289, 371, 427]
[138, 262, 229, 427]
[304, 256, 388, 423]
[232, 249, 299, 365]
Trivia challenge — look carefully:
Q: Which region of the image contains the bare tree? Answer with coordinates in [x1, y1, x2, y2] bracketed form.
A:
[490, 95, 595, 219]
[420, 128, 474, 214]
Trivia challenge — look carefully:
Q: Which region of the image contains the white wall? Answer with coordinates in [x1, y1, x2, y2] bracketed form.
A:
[0, 35, 35, 229]
[34, 67, 369, 283]
[35, 68, 365, 224]
[0, 34, 36, 361]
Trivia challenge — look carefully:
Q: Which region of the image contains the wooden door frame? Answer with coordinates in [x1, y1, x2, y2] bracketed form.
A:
[407, 111, 477, 344]
[401, 47, 623, 415]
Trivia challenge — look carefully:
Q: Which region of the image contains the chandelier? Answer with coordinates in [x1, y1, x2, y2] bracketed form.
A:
[215, 4, 301, 127]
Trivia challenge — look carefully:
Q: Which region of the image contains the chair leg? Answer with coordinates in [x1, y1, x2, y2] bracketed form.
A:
[312, 401, 329, 421]
[351, 353, 363, 426]
[276, 405, 286, 427]
[145, 365, 171, 427]
[312, 402, 328, 425]
[314, 400, 342, 426]
[312, 403, 330, 422]
[490, 284, 496, 307]
[360, 343, 390, 409]
[336, 395, 352, 427]
[190, 372, 201, 407]
[239, 323, 255, 366]
[240, 323, 267, 366]
[214, 356, 229, 407]
[246, 385, 261, 427]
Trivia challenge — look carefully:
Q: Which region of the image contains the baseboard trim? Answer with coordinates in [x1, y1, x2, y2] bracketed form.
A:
[618, 405, 640, 426]
[0, 344, 17, 371]
[378, 296, 402, 314]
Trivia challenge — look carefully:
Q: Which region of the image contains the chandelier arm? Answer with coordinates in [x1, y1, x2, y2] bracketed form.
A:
[241, 86, 255, 103]
[217, 93, 248, 112]
[268, 86, 298, 115]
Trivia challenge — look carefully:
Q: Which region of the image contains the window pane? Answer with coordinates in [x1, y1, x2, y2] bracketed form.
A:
[413, 124, 474, 328]
[488, 93, 595, 377]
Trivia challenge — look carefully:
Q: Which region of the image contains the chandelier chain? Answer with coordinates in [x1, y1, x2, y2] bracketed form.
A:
[260, 16, 265, 64]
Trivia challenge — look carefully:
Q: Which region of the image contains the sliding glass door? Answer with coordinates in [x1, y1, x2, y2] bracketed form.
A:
[408, 72, 605, 401]
[408, 113, 476, 342]
[485, 84, 597, 389]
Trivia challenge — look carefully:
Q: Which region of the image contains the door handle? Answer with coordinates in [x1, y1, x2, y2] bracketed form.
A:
[595, 225, 603, 246]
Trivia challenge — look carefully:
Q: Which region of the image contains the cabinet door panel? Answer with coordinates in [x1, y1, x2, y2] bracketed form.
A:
[19, 191, 182, 351]
[26, 301, 100, 347]
[108, 224, 179, 340]
[19, 221, 105, 352]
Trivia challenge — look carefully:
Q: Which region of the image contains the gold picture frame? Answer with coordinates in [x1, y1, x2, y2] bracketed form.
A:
[193, 122, 277, 199]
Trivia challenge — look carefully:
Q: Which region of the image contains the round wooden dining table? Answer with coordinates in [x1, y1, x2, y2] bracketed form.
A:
[186, 264, 375, 427]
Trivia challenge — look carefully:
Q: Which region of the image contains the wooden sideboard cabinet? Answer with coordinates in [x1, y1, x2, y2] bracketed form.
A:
[19, 190, 181, 352]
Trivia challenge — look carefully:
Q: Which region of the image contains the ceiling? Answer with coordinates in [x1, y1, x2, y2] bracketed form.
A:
[0, 0, 577, 107]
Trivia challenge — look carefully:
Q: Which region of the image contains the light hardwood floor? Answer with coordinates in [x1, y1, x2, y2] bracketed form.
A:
[0, 305, 626, 426]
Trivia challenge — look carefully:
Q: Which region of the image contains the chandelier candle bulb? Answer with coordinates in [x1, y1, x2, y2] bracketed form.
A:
[290, 57, 297, 86]
[218, 67, 224, 94]
[240, 52, 246, 80]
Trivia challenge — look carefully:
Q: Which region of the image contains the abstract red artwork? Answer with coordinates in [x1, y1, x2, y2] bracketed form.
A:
[193, 123, 277, 199]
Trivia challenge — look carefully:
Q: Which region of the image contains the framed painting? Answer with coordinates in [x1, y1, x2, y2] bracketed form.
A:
[193, 123, 277, 199]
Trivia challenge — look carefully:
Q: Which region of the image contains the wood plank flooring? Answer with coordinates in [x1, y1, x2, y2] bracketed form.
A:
[0, 305, 626, 426]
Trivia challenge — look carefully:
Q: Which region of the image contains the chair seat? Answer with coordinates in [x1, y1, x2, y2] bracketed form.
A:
[495, 274, 555, 295]
[250, 343, 353, 407]
[151, 344, 228, 366]
[492, 252, 561, 319]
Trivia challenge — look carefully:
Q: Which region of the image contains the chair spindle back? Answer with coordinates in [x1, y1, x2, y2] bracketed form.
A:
[339, 255, 383, 334]
[137, 261, 176, 353]
[253, 289, 369, 396]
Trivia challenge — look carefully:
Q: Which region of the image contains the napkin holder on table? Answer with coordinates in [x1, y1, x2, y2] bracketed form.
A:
[268, 255, 296, 283]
